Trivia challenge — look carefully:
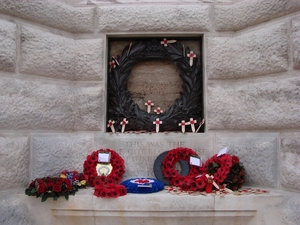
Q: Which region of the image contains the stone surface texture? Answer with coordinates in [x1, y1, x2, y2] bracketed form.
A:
[0, 193, 30, 225]
[20, 26, 75, 80]
[206, 22, 288, 79]
[292, 16, 300, 69]
[30, 134, 94, 180]
[0, 0, 95, 33]
[0, 0, 299, 224]
[280, 133, 300, 190]
[0, 136, 29, 191]
[207, 76, 300, 130]
[0, 19, 16, 72]
[0, 77, 75, 130]
[214, 0, 300, 31]
[97, 4, 210, 32]
[216, 134, 278, 187]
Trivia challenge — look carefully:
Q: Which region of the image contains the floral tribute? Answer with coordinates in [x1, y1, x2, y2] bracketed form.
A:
[203, 154, 245, 191]
[83, 148, 127, 198]
[162, 148, 246, 193]
[25, 177, 77, 202]
[60, 170, 87, 188]
[162, 147, 206, 191]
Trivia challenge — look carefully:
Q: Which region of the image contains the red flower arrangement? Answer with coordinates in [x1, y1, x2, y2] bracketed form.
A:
[162, 147, 206, 191]
[25, 177, 77, 202]
[83, 148, 125, 187]
[83, 148, 127, 198]
[203, 153, 245, 190]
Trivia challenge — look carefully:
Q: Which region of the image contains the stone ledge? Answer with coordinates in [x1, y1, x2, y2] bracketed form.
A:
[17, 187, 288, 225]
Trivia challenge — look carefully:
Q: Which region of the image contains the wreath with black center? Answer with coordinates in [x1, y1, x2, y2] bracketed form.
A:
[107, 38, 203, 132]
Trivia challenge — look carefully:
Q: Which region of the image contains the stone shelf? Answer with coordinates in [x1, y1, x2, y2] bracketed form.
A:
[18, 187, 287, 225]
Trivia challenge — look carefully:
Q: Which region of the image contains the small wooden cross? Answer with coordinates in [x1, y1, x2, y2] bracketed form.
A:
[145, 100, 154, 113]
[196, 119, 205, 133]
[154, 107, 163, 114]
[187, 51, 196, 66]
[178, 120, 189, 133]
[189, 118, 197, 133]
[107, 120, 115, 133]
[120, 118, 128, 133]
[153, 118, 162, 133]
[160, 38, 177, 47]
[109, 60, 116, 72]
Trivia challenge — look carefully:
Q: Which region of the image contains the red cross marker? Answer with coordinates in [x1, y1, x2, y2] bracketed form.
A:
[109, 60, 116, 72]
[160, 38, 177, 47]
[187, 51, 196, 66]
[120, 118, 128, 133]
[145, 100, 154, 113]
[154, 107, 163, 114]
[107, 120, 115, 133]
[153, 118, 162, 133]
[189, 118, 197, 133]
[178, 120, 190, 133]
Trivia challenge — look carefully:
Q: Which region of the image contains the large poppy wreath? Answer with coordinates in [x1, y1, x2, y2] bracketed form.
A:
[83, 148, 125, 187]
[107, 38, 203, 132]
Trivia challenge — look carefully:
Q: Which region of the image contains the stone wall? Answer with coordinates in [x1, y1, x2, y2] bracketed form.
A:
[0, 0, 300, 224]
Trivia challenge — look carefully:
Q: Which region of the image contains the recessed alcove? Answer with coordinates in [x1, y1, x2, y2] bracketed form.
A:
[107, 37, 204, 133]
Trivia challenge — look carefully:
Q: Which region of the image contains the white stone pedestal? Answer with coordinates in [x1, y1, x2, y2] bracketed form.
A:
[18, 187, 286, 225]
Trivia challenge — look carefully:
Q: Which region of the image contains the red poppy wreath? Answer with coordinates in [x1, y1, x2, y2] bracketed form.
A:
[83, 148, 125, 187]
[162, 147, 206, 191]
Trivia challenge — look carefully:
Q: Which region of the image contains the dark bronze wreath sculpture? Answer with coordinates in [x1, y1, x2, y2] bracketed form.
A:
[107, 39, 203, 132]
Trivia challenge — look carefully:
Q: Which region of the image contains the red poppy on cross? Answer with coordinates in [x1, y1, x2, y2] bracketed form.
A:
[189, 118, 197, 133]
[160, 38, 177, 47]
[120, 118, 128, 133]
[107, 120, 116, 133]
[109, 60, 116, 72]
[154, 107, 163, 114]
[145, 100, 154, 113]
[153, 118, 162, 133]
[187, 51, 196, 66]
[178, 120, 190, 133]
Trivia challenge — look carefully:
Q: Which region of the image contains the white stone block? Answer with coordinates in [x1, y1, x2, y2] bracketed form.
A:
[0, 136, 29, 190]
[97, 5, 210, 32]
[75, 85, 104, 131]
[95, 133, 215, 180]
[0, 19, 16, 72]
[75, 38, 104, 81]
[0, 77, 75, 130]
[20, 26, 75, 80]
[280, 132, 300, 191]
[0, 193, 30, 225]
[0, 0, 95, 33]
[292, 16, 300, 69]
[214, 0, 300, 31]
[30, 134, 94, 180]
[207, 76, 300, 130]
[216, 134, 278, 187]
[206, 22, 288, 79]
[282, 195, 300, 225]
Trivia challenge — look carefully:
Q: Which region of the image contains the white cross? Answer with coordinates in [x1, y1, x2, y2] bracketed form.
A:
[153, 118, 162, 133]
[187, 51, 196, 66]
[189, 118, 197, 133]
[154, 107, 163, 114]
[109, 60, 116, 72]
[120, 118, 128, 133]
[145, 100, 154, 113]
[107, 120, 115, 133]
[178, 120, 190, 133]
[160, 38, 177, 47]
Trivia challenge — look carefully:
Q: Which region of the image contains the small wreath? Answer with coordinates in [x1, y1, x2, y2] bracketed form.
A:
[203, 154, 246, 190]
[107, 38, 203, 132]
[121, 178, 164, 194]
[162, 147, 206, 191]
[83, 148, 125, 187]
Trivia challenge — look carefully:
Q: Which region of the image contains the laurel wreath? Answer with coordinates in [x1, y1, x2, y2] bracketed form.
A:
[107, 39, 203, 132]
